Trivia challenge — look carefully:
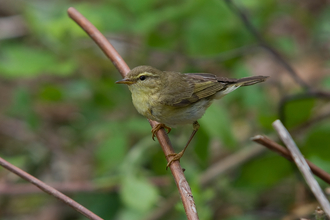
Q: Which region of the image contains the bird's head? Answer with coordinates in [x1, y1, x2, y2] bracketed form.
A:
[116, 66, 164, 94]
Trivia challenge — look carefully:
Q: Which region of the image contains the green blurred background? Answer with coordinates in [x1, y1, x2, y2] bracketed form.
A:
[0, 0, 330, 219]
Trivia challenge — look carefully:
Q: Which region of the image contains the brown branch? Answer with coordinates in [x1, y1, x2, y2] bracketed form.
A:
[279, 93, 330, 126]
[223, 0, 330, 99]
[0, 182, 97, 195]
[290, 111, 330, 136]
[223, 0, 309, 90]
[251, 135, 330, 185]
[0, 157, 103, 220]
[272, 120, 330, 218]
[67, 7, 199, 220]
[145, 194, 180, 220]
[199, 144, 265, 186]
[146, 143, 267, 220]
[0, 176, 171, 195]
[0, 15, 28, 40]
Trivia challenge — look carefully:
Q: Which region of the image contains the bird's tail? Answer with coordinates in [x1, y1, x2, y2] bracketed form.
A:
[215, 75, 269, 98]
[236, 75, 269, 86]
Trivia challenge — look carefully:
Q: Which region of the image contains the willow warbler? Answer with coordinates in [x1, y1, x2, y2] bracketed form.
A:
[116, 66, 268, 168]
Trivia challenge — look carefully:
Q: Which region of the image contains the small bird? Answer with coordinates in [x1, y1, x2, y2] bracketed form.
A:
[116, 66, 268, 168]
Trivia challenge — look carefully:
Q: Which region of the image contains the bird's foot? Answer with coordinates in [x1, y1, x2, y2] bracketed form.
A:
[164, 121, 200, 169]
[151, 123, 171, 140]
[165, 150, 184, 169]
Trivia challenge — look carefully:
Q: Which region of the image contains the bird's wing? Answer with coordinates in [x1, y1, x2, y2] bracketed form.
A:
[159, 72, 268, 107]
[160, 73, 236, 107]
[186, 73, 228, 100]
[157, 71, 195, 107]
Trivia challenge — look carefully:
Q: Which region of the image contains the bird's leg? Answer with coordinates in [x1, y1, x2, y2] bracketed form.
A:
[151, 123, 171, 140]
[166, 121, 200, 169]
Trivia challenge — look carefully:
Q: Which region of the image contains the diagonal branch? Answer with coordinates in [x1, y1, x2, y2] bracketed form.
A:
[0, 157, 103, 220]
[223, 0, 310, 90]
[67, 7, 199, 220]
[224, 0, 330, 99]
[251, 135, 330, 185]
[272, 120, 330, 218]
[146, 144, 266, 220]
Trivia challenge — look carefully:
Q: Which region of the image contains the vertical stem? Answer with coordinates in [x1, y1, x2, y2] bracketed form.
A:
[273, 120, 330, 218]
[68, 7, 199, 219]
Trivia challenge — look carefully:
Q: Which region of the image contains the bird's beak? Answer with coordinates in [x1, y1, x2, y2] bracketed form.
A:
[115, 78, 134, 85]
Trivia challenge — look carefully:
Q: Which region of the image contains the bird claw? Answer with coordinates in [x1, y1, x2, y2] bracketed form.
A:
[151, 124, 171, 140]
[165, 151, 184, 170]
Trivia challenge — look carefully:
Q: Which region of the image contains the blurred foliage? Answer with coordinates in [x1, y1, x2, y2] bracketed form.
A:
[0, 0, 330, 220]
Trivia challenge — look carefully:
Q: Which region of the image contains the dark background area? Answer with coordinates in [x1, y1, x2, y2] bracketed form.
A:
[0, 0, 330, 219]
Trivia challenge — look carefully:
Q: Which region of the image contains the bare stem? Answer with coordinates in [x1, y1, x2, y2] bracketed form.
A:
[67, 7, 199, 220]
[251, 135, 330, 185]
[146, 143, 267, 220]
[199, 144, 265, 186]
[272, 120, 330, 218]
[224, 0, 330, 99]
[0, 176, 170, 195]
[0, 157, 103, 220]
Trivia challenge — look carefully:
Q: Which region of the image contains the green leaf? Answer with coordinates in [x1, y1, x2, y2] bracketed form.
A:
[74, 193, 121, 219]
[273, 37, 298, 57]
[38, 85, 63, 102]
[121, 0, 157, 13]
[121, 175, 159, 211]
[194, 128, 210, 164]
[76, 3, 128, 32]
[322, 75, 330, 89]
[0, 45, 55, 78]
[9, 88, 40, 129]
[1, 155, 28, 169]
[124, 118, 150, 134]
[0, 44, 76, 78]
[183, 1, 252, 55]
[258, 113, 278, 131]
[308, 156, 330, 177]
[116, 209, 145, 220]
[236, 154, 293, 188]
[284, 98, 315, 129]
[224, 215, 257, 220]
[303, 123, 330, 161]
[121, 136, 157, 172]
[95, 135, 127, 173]
[10, 88, 32, 116]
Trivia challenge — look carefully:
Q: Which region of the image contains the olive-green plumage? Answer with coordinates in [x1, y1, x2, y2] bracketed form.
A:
[116, 65, 268, 167]
[117, 65, 268, 127]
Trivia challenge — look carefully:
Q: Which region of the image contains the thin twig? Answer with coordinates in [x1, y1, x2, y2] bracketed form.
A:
[0, 15, 28, 40]
[272, 120, 330, 218]
[223, 0, 309, 90]
[199, 144, 265, 186]
[67, 7, 199, 220]
[146, 143, 266, 220]
[0, 182, 96, 195]
[0, 157, 103, 220]
[145, 194, 180, 220]
[251, 135, 330, 185]
[224, 0, 330, 99]
[279, 93, 330, 126]
[0, 176, 170, 195]
[290, 111, 330, 136]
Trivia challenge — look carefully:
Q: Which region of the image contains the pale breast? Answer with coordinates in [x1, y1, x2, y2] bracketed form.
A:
[130, 84, 213, 126]
[150, 99, 213, 127]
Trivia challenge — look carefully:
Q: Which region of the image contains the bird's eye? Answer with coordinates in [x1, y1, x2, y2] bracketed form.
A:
[139, 75, 146, 81]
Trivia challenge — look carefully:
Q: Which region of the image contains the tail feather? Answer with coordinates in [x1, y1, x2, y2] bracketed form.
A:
[213, 75, 269, 99]
[236, 76, 269, 86]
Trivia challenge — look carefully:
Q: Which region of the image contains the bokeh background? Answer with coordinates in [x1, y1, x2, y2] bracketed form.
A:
[1, 0, 330, 219]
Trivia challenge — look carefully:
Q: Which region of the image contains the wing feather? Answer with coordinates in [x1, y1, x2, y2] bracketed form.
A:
[158, 71, 267, 107]
[164, 73, 229, 107]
